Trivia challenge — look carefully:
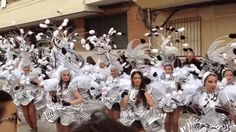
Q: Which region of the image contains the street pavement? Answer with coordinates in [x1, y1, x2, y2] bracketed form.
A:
[17, 113, 190, 132]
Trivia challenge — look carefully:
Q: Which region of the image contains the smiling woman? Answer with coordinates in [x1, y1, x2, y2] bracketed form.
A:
[0, 90, 17, 132]
[182, 71, 236, 131]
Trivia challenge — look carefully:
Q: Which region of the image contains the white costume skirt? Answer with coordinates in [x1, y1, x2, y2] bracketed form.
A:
[43, 103, 93, 126]
[181, 114, 231, 132]
[120, 107, 164, 131]
[14, 87, 45, 107]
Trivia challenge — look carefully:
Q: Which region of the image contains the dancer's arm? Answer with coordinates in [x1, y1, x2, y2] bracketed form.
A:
[70, 89, 83, 105]
[144, 91, 156, 107]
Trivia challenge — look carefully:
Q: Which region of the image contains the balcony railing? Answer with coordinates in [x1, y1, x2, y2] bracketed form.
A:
[85, 0, 127, 6]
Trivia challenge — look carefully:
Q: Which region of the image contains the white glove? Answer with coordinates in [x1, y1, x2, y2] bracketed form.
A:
[190, 64, 200, 74]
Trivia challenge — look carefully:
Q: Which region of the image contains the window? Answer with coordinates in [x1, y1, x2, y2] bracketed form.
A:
[166, 17, 202, 56]
[86, 13, 128, 49]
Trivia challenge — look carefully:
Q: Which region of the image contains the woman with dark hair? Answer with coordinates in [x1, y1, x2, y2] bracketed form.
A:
[42, 66, 104, 132]
[120, 70, 155, 110]
[0, 90, 17, 132]
[120, 70, 161, 131]
[50, 68, 83, 132]
[182, 72, 236, 131]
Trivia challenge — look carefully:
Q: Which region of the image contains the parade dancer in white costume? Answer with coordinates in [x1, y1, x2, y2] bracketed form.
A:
[181, 72, 236, 132]
[159, 64, 182, 132]
[48, 68, 83, 132]
[221, 69, 236, 87]
[14, 63, 41, 132]
[120, 70, 163, 131]
[220, 68, 236, 116]
[42, 66, 105, 132]
[101, 62, 130, 119]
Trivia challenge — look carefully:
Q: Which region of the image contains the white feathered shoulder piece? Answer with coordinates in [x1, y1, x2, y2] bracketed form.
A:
[40, 78, 59, 91]
[125, 39, 150, 61]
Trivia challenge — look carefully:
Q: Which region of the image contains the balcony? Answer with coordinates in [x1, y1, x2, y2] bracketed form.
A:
[134, 0, 216, 9]
[85, 0, 128, 6]
[0, 0, 102, 30]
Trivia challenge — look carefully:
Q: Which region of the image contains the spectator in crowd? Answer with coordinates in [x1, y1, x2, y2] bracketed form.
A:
[0, 90, 17, 132]
[72, 112, 135, 132]
[183, 48, 202, 70]
[105, 103, 121, 121]
[130, 120, 145, 132]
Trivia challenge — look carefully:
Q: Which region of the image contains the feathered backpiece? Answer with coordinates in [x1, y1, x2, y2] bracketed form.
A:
[81, 27, 124, 51]
[0, 28, 35, 61]
[0, 27, 47, 81]
[0, 27, 41, 71]
[80, 27, 125, 68]
[38, 19, 84, 75]
[124, 39, 153, 70]
[200, 34, 236, 76]
[145, 26, 185, 67]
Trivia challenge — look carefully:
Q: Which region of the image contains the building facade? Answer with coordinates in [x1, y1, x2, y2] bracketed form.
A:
[1, 0, 236, 58]
[135, 0, 236, 56]
[0, 0, 148, 59]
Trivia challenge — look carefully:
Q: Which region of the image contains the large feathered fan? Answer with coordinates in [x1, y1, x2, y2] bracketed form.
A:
[125, 39, 150, 61]
[38, 19, 84, 75]
[200, 35, 236, 75]
[144, 26, 185, 67]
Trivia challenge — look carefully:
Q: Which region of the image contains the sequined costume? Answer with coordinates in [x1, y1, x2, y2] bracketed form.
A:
[158, 73, 183, 112]
[44, 83, 87, 126]
[181, 87, 235, 132]
[43, 79, 104, 126]
[14, 73, 45, 109]
[120, 87, 164, 131]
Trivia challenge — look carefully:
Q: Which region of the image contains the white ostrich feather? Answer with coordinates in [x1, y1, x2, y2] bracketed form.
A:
[125, 40, 149, 60]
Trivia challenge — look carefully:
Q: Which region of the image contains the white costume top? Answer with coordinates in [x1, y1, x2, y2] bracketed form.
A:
[182, 87, 234, 132]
